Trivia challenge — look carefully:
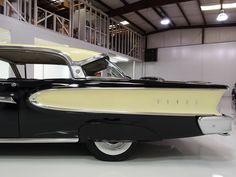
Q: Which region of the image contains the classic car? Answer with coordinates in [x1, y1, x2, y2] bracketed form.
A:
[0, 44, 233, 161]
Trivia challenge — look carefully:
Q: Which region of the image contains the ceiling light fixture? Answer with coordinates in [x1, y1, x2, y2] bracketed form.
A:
[217, 9, 228, 21]
[160, 17, 170, 25]
[201, 4, 220, 11]
[120, 20, 129, 25]
[223, 3, 236, 9]
[201, 2, 236, 11]
[160, 18, 170, 25]
[216, 0, 228, 22]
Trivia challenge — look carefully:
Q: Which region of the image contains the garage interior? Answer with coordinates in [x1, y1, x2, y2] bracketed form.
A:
[0, 0, 236, 176]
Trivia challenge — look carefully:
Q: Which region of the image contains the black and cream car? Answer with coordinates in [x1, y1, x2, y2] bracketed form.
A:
[0, 45, 233, 161]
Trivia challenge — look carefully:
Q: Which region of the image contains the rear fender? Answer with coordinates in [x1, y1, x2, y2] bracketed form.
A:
[79, 121, 160, 142]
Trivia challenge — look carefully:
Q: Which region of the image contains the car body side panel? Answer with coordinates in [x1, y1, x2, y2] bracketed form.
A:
[78, 114, 203, 142]
[5, 78, 225, 141]
[0, 81, 19, 137]
[0, 103, 19, 137]
[19, 103, 203, 141]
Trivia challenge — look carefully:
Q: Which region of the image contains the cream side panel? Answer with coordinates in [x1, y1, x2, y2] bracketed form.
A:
[30, 88, 225, 116]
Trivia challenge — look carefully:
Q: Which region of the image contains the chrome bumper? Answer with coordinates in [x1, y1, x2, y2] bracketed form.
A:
[198, 115, 233, 135]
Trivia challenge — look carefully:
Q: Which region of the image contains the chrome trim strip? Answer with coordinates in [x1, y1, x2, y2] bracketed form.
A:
[198, 116, 233, 134]
[28, 88, 219, 116]
[31, 87, 226, 91]
[0, 138, 79, 143]
[0, 96, 16, 104]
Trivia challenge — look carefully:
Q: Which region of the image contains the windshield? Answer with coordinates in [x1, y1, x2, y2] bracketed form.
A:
[74, 57, 128, 79]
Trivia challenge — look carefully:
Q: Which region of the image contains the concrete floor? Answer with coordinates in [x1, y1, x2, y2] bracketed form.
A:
[0, 97, 235, 177]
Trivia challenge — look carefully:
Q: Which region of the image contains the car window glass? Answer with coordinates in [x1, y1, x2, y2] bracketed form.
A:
[15, 64, 71, 79]
[81, 58, 125, 78]
[0, 60, 15, 79]
[32, 64, 71, 79]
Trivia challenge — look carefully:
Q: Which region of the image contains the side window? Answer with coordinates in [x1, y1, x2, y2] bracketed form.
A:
[15, 64, 71, 79]
[81, 58, 125, 78]
[0, 60, 15, 79]
[33, 64, 71, 79]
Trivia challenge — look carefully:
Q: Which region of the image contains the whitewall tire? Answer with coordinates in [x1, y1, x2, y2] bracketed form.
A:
[87, 140, 135, 161]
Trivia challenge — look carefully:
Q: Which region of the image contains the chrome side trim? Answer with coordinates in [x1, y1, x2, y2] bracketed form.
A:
[0, 138, 79, 143]
[0, 96, 16, 104]
[198, 116, 233, 135]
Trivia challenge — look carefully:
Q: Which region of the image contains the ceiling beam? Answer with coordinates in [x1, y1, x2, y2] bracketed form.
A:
[159, 7, 176, 27]
[95, 0, 146, 34]
[120, 0, 129, 5]
[120, 0, 159, 31]
[120, 15, 146, 34]
[147, 23, 236, 35]
[135, 11, 159, 31]
[152, 7, 164, 18]
[108, 0, 193, 17]
[196, 0, 206, 25]
[176, 3, 191, 26]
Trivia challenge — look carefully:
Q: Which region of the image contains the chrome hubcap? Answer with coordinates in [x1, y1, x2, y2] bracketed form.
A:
[94, 141, 132, 156]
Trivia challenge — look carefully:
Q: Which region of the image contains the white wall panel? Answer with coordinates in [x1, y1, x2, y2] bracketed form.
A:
[201, 43, 236, 93]
[148, 29, 202, 48]
[181, 29, 202, 45]
[138, 42, 236, 96]
[148, 27, 236, 48]
[205, 27, 236, 44]
[144, 45, 203, 81]
[164, 30, 181, 47]
[148, 33, 165, 48]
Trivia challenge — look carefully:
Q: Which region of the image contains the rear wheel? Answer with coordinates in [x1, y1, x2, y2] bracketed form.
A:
[87, 140, 135, 161]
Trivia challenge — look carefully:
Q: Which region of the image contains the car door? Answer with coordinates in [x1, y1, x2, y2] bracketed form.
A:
[0, 61, 19, 137]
